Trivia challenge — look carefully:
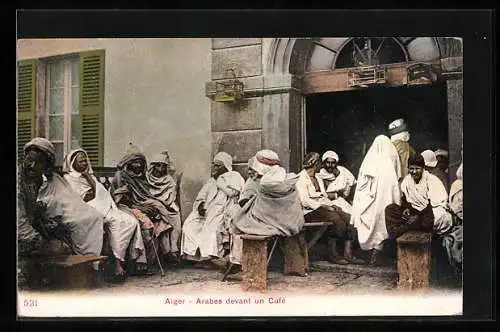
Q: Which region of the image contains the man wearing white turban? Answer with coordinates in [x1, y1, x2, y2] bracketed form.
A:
[181, 152, 245, 262]
[219, 149, 306, 277]
[421, 149, 448, 191]
[296, 152, 364, 265]
[317, 150, 356, 214]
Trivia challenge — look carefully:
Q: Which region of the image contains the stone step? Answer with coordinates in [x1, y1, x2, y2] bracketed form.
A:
[309, 260, 397, 278]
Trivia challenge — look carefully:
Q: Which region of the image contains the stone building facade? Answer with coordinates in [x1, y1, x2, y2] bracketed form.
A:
[206, 37, 463, 180]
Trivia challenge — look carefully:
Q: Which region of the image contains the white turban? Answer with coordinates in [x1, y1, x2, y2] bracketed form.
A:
[322, 150, 339, 162]
[214, 151, 233, 171]
[421, 150, 438, 168]
[252, 149, 281, 176]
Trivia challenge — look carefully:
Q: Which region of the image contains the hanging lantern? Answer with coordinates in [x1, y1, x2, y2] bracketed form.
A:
[214, 69, 245, 103]
[348, 65, 387, 88]
[407, 63, 439, 85]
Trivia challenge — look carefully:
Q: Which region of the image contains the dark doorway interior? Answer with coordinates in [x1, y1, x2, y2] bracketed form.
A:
[306, 82, 449, 178]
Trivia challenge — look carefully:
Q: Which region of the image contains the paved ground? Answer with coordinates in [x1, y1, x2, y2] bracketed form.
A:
[26, 260, 459, 296]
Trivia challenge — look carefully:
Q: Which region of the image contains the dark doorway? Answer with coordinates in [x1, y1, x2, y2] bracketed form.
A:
[305, 82, 449, 177]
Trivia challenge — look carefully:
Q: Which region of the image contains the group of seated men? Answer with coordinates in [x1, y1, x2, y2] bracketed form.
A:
[18, 117, 463, 286]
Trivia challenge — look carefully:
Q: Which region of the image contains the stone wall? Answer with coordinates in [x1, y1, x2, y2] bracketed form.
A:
[208, 38, 264, 177]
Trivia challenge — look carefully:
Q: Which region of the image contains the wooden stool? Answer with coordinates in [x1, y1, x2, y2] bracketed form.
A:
[281, 232, 309, 276]
[41, 255, 107, 289]
[240, 235, 274, 292]
[396, 231, 432, 290]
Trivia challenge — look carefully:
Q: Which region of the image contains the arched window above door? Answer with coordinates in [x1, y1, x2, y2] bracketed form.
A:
[305, 37, 442, 73]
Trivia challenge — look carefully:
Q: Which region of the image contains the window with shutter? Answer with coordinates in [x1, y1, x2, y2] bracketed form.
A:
[45, 56, 80, 165]
[79, 50, 105, 166]
[17, 59, 36, 163]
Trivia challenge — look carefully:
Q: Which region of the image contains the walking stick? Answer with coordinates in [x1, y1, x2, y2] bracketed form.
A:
[150, 236, 165, 277]
[267, 237, 279, 265]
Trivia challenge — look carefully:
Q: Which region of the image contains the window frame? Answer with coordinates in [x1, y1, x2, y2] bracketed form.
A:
[42, 54, 80, 164]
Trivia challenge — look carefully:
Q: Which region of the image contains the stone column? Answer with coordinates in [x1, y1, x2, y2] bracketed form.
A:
[207, 39, 304, 175]
[442, 56, 463, 183]
[261, 74, 303, 173]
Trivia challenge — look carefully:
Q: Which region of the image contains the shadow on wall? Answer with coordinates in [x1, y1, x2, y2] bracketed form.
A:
[179, 176, 205, 221]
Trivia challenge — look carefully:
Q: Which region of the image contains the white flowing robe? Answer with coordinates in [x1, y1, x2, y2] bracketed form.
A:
[37, 173, 104, 257]
[295, 169, 340, 215]
[64, 171, 146, 263]
[317, 166, 356, 214]
[400, 170, 453, 236]
[181, 171, 245, 260]
[351, 135, 402, 251]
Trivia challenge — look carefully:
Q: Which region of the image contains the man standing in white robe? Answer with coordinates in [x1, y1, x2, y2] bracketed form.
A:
[181, 152, 245, 262]
[63, 149, 146, 281]
[350, 135, 402, 266]
[317, 150, 356, 214]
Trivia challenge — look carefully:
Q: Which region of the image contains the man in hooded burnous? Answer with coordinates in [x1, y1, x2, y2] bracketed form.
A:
[181, 152, 245, 263]
[110, 143, 177, 274]
[222, 149, 306, 278]
[18, 138, 105, 286]
[146, 151, 182, 264]
[388, 118, 416, 181]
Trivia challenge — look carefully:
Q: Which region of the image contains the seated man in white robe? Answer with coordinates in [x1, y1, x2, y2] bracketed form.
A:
[317, 150, 356, 214]
[19, 138, 105, 281]
[63, 149, 146, 282]
[296, 152, 364, 265]
[385, 154, 455, 239]
[181, 152, 245, 262]
[219, 150, 305, 278]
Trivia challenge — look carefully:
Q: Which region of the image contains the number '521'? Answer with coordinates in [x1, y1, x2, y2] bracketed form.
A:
[23, 299, 38, 307]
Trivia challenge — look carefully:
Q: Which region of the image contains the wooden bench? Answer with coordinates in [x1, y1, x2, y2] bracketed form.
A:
[396, 231, 432, 290]
[302, 221, 334, 250]
[26, 254, 107, 290]
[36, 166, 182, 285]
[239, 234, 277, 292]
[234, 222, 332, 292]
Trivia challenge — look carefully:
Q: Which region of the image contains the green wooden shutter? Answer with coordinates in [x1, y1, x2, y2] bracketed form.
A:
[17, 59, 37, 163]
[79, 50, 105, 166]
